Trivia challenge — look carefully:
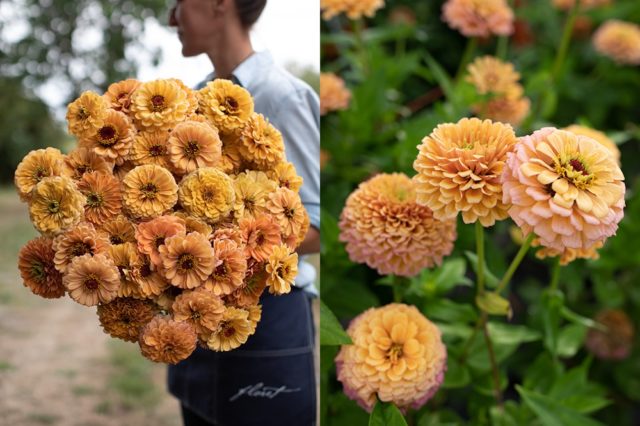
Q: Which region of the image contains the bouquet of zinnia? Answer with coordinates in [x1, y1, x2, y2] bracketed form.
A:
[15, 78, 308, 364]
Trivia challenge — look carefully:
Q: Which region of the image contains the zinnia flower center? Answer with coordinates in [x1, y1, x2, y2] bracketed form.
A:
[33, 166, 47, 180]
[569, 159, 588, 176]
[557, 157, 594, 188]
[387, 342, 404, 363]
[184, 141, 200, 158]
[140, 183, 158, 199]
[47, 200, 60, 213]
[151, 95, 166, 111]
[243, 198, 255, 211]
[86, 192, 104, 207]
[149, 144, 166, 157]
[255, 231, 265, 246]
[202, 189, 215, 201]
[76, 164, 90, 175]
[140, 262, 152, 277]
[110, 235, 124, 245]
[154, 235, 166, 248]
[224, 97, 239, 113]
[71, 242, 93, 256]
[178, 254, 195, 271]
[214, 263, 228, 277]
[30, 261, 46, 281]
[98, 125, 117, 146]
[77, 107, 89, 120]
[84, 275, 100, 290]
[283, 207, 295, 219]
[191, 310, 201, 320]
[221, 322, 236, 337]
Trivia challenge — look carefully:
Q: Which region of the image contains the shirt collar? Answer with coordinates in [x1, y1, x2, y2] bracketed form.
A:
[230, 50, 273, 89]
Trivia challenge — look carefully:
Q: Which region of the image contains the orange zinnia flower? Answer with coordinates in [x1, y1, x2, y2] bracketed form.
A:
[168, 121, 222, 175]
[178, 168, 235, 224]
[63, 253, 120, 306]
[321, 0, 385, 19]
[77, 171, 122, 225]
[172, 288, 225, 337]
[136, 215, 187, 266]
[232, 171, 278, 221]
[238, 113, 285, 171]
[14, 148, 65, 201]
[97, 297, 157, 342]
[266, 244, 298, 295]
[240, 215, 281, 262]
[442, 0, 514, 38]
[62, 147, 113, 182]
[206, 307, 253, 352]
[103, 78, 142, 115]
[593, 20, 640, 65]
[266, 187, 306, 241]
[139, 316, 197, 364]
[129, 130, 172, 169]
[130, 79, 191, 130]
[320, 73, 351, 115]
[99, 215, 137, 246]
[158, 232, 216, 289]
[52, 222, 111, 273]
[198, 79, 254, 133]
[29, 176, 86, 236]
[18, 237, 65, 299]
[122, 165, 178, 220]
[110, 242, 143, 298]
[267, 161, 304, 192]
[66, 91, 108, 139]
[205, 239, 247, 296]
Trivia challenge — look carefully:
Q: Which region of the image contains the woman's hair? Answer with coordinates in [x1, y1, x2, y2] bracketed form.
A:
[234, 0, 267, 28]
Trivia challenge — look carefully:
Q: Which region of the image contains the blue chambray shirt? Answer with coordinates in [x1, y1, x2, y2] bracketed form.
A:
[198, 51, 320, 295]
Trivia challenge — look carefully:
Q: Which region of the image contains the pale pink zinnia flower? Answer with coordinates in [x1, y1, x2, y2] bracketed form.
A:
[335, 303, 447, 412]
[442, 0, 514, 38]
[593, 20, 640, 65]
[502, 128, 625, 253]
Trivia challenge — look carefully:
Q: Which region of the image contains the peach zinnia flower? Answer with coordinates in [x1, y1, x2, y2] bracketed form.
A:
[267, 187, 306, 241]
[586, 309, 634, 360]
[205, 239, 247, 296]
[320, 73, 351, 115]
[129, 130, 172, 169]
[178, 168, 235, 224]
[159, 232, 216, 289]
[207, 307, 253, 352]
[97, 297, 157, 342]
[336, 304, 447, 412]
[168, 121, 222, 175]
[232, 171, 278, 221]
[267, 161, 304, 192]
[130, 254, 170, 297]
[442, 0, 514, 37]
[110, 242, 143, 298]
[103, 78, 141, 115]
[77, 171, 122, 225]
[414, 118, 517, 226]
[139, 316, 197, 364]
[82, 109, 134, 164]
[321, 0, 385, 20]
[122, 165, 178, 220]
[62, 147, 113, 182]
[466, 56, 521, 96]
[29, 176, 85, 236]
[502, 128, 625, 253]
[52, 222, 111, 273]
[266, 244, 298, 295]
[99, 215, 136, 245]
[14, 148, 65, 201]
[63, 253, 120, 306]
[136, 215, 187, 266]
[564, 125, 620, 164]
[172, 288, 225, 337]
[66, 91, 108, 138]
[239, 113, 285, 171]
[474, 95, 531, 127]
[198, 79, 254, 133]
[18, 237, 65, 299]
[340, 173, 457, 277]
[230, 261, 268, 307]
[240, 215, 282, 262]
[130, 79, 190, 130]
[593, 20, 640, 65]
[534, 240, 603, 266]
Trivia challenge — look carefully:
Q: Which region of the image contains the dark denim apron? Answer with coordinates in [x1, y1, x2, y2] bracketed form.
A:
[168, 288, 316, 426]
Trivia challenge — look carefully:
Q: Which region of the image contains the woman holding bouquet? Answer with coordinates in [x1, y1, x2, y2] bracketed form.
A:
[167, 0, 320, 425]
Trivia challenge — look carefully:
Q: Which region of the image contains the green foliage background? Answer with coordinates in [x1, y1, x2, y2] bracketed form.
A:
[320, 1, 640, 425]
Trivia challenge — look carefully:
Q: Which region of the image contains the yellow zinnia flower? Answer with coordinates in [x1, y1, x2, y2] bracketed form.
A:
[178, 168, 235, 224]
[232, 170, 278, 221]
[29, 176, 85, 236]
[122, 165, 178, 220]
[66, 91, 108, 138]
[130, 79, 191, 130]
[266, 244, 298, 295]
[198, 79, 254, 133]
[321, 0, 385, 20]
[14, 148, 65, 201]
[207, 307, 253, 352]
[238, 113, 285, 171]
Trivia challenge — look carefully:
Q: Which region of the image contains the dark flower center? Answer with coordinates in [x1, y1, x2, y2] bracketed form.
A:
[149, 144, 166, 157]
[30, 261, 46, 281]
[154, 235, 166, 248]
[34, 166, 48, 180]
[151, 95, 165, 111]
[202, 188, 215, 201]
[283, 207, 295, 219]
[86, 192, 103, 207]
[184, 141, 200, 158]
[224, 97, 239, 112]
[141, 183, 158, 200]
[140, 262, 152, 277]
[178, 254, 195, 271]
[110, 235, 124, 245]
[569, 159, 588, 176]
[84, 277, 100, 290]
[214, 263, 228, 277]
[255, 232, 265, 246]
[47, 201, 60, 213]
[71, 242, 92, 256]
[222, 323, 236, 338]
[77, 107, 89, 120]
[388, 343, 404, 363]
[98, 125, 117, 146]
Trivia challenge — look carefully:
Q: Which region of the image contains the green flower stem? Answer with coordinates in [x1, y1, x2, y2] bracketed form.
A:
[552, 0, 580, 81]
[482, 314, 504, 407]
[455, 37, 478, 83]
[495, 233, 536, 294]
[352, 18, 369, 77]
[475, 221, 486, 295]
[496, 35, 509, 60]
[392, 275, 405, 303]
[549, 256, 562, 292]
[459, 315, 483, 364]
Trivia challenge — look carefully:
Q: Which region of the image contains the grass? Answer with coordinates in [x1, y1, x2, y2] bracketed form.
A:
[107, 340, 160, 410]
[26, 413, 60, 425]
[0, 360, 14, 371]
[71, 385, 95, 396]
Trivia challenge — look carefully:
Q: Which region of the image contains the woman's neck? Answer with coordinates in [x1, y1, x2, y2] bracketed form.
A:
[207, 30, 254, 80]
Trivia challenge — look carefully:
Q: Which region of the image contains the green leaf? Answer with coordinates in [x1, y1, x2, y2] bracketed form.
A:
[487, 322, 542, 346]
[556, 324, 587, 358]
[409, 258, 471, 297]
[442, 358, 470, 389]
[369, 401, 408, 426]
[517, 386, 604, 426]
[319, 300, 352, 346]
[424, 299, 477, 324]
[476, 292, 512, 317]
[561, 306, 606, 331]
[320, 208, 340, 257]
[435, 322, 473, 340]
[541, 289, 564, 356]
[465, 251, 499, 288]
[523, 353, 559, 393]
[423, 53, 454, 100]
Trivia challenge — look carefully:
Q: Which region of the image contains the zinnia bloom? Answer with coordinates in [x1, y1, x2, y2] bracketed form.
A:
[63, 253, 120, 306]
[267, 161, 304, 192]
[66, 91, 108, 138]
[168, 121, 222, 175]
[62, 147, 113, 182]
[466, 56, 521, 96]
[321, 0, 385, 20]
[130, 79, 191, 130]
[15, 148, 65, 201]
[18, 237, 65, 299]
[320, 73, 352, 115]
[502, 128, 625, 253]
[77, 171, 122, 225]
[198, 79, 254, 133]
[534, 240, 603, 265]
[219, 131, 243, 174]
[474, 94, 531, 127]
[586, 309, 634, 360]
[158, 232, 216, 289]
[563, 125, 620, 164]
[110, 242, 143, 298]
[130, 254, 170, 297]
[173, 211, 213, 237]
[97, 297, 157, 342]
[172, 288, 226, 337]
[122, 165, 178, 220]
[232, 171, 278, 221]
[230, 261, 268, 307]
[29, 176, 85, 236]
[240, 215, 282, 262]
[266, 244, 298, 295]
[82, 109, 134, 164]
[103, 78, 141, 115]
[99, 215, 136, 245]
[205, 239, 247, 296]
[167, 78, 199, 116]
[178, 168, 235, 224]
[207, 307, 253, 352]
[52, 222, 111, 273]
[238, 113, 285, 171]
[267, 187, 306, 241]
[136, 215, 187, 266]
[340, 173, 457, 277]
[413, 118, 517, 226]
[335, 303, 447, 412]
[139, 316, 197, 364]
[129, 130, 172, 169]
[593, 20, 640, 65]
[442, 0, 514, 37]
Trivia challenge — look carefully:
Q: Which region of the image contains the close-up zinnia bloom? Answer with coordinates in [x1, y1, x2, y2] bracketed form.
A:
[240, 215, 282, 262]
[63, 253, 120, 306]
[168, 121, 222, 175]
[129, 130, 172, 169]
[320, 0, 385, 20]
[158, 232, 216, 289]
[110, 242, 143, 299]
[231, 170, 278, 221]
[130, 254, 170, 297]
[62, 147, 113, 182]
[474, 94, 531, 127]
[198, 79, 254, 133]
[172, 288, 226, 337]
[130, 79, 191, 130]
[466, 56, 521, 96]
[502, 128, 625, 253]
[81, 109, 135, 164]
[14, 147, 65, 201]
[593, 20, 640, 65]
[442, 0, 514, 38]
[29, 176, 86, 236]
[66, 91, 108, 138]
[335, 303, 447, 412]
[206, 307, 253, 352]
[238, 113, 285, 171]
[122, 165, 178, 220]
[18, 237, 65, 299]
[266, 187, 306, 241]
[563, 125, 620, 164]
[52, 222, 111, 273]
[178, 168, 235, 224]
[339, 173, 457, 277]
[230, 260, 268, 307]
[267, 161, 304, 192]
[205, 239, 247, 296]
[139, 316, 197, 364]
[265, 244, 298, 295]
[99, 215, 137, 245]
[413, 118, 517, 226]
[97, 297, 158, 342]
[320, 73, 352, 116]
[77, 171, 122, 225]
[103, 78, 142, 115]
[136, 215, 187, 266]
